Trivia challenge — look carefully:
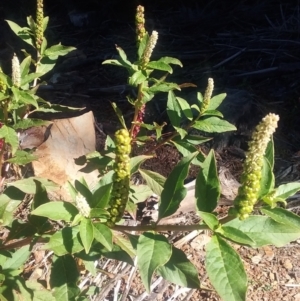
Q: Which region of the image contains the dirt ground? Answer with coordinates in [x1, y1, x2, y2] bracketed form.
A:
[1, 0, 300, 300]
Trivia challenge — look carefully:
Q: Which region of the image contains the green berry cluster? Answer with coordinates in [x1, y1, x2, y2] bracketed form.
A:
[0, 68, 7, 93]
[107, 129, 131, 226]
[35, 0, 44, 51]
[135, 5, 146, 45]
[233, 113, 279, 220]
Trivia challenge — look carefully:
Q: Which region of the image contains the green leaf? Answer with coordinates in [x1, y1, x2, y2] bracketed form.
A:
[137, 33, 149, 59]
[130, 155, 152, 174]
[36, 56, 56, 75]
[139, 169, 166, 196]
[116, 46, 133, 70]
[265, 137, 275, 169]
[0, 187, 24, 226]
[157, 246, 199, 288]
[6, 150, 37, 165]
[2, 245, 30, 270]
[21, 72, 43, 86]
[158, 56, 183, 67]
[171, 140, 204, 165]
[167, 90, 183, 130]
[195, 149, 220, 212]
[11, 87, 38, 107]
[205, 235, 247, 301]
[111, 102, 127, 129]
[20, 56, 31, 78]
[50, 255, 80, 301]
[0, 125, 18, 154]
[137, 232, 172, 292]
[7, 177, 58, 193]
[114, 233, 136, 257]
[79, 217, 94, 253]
[193, 117, 236, 133]
[174, 134, 211, 146]
[31, 202, 79, 222]
[26, 280, 56, 301]
[13, 118, 52, 129]
[147, 61, 172, 73]
[274, 182, 300, 200]
[176, 96, 193, 120]
[74, 179, 93, 204]
[91, 183, 112, 209]
[147, 82, 180, 93]
[130, 184, 153, 203]
[48, 226, 84, 256]
[6, 20, 33, 46]
[198, 211, 219, 230]
[44, 44, 76, 59]
[225, 216, 300, 247]
[202, 109, 224, 118]
[261, 207, 300, 229]
[93, 223, 113, 251]
[206, 93, 227, 110]
[258, 157, 274, 199]
[159, 152, 198, 220]
[129, 70, 147, 86]
[216, 226, 254, 246]
[101, 244, 134, 266]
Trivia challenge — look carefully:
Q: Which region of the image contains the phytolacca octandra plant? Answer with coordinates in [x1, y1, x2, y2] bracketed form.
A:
[233, 113, 279, 220]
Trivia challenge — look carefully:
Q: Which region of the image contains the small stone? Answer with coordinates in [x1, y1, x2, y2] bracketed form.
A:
[283, 259, 293, 270]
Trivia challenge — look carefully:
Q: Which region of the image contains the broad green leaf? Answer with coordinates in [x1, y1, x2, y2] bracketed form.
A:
[173, 134, 211, 146]
[198, 211, 219, 230]
[158, 56, 183, 67]
[205, 235, 247, 301]
[2, 245, 30, 270]
[101, 244, 134, 266]
[167, 90, 183, 130]
[89, 208, 109, 219]
[130, 184, 153, 203]
[202, 109, 223, 118]
[93, 223, 113, 251]
[44, 44, 76, 59]
[225, 216, 300, 247]
[74, 180, 93, 204]
[147, 61, 172, 73]
[0, 70, 12, 87]
[129, 70, 147, 86]
[207, 93, 227, 110]
[216, 226, 254, 246]
[26, 15, 36, 32]
[20, 56, 31, 78]
[0, 125, 18, 154]
[113, 232, 136, 257]
[25, 280, 56, 301]
[91, 183, 112, 209]
[26, 280, 56, 301]
[43, 16, 49, 32]
[274, 182, 300, 200]
[116, 46, 133, 70]
[66, 182, 78, 203]
[258, 157, 274, 199]
[36, 56, 56, 75]
[6, 20, 33, 46]
[6, 150, 37, 165]
[50, 255, 80, 301]
[31, 202, 78, 222]
[21, 73, 43, 86]
[130, 155, 152, 174]
[13, 119, 52, 129]
[159, 152, 198, 219]
[48, 226, 84, 256]
[195, 149, 220, 212]
[126, 200, 137, 217]
[0, 187, 24, 226]
[12, 88, 38, 107]
[265, 137, 275, 169]
[137, 33, 149, 59]
[147, 82, 180, 93]
[157, 246, 199, 288]
[193, 117, 236, 133]
[139, 168, 165, 196]
[171, 140, 204, 165]
[261, 207, 300, 229]
[7, 177, 58, 193]
[79, 217, 94, 253]
[137, 232, 172, 292]
[176, 96, 193, 120]
[111, 102, 127, 129]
